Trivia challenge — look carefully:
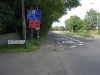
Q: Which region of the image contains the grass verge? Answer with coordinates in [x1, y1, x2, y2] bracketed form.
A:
[0, 40, 40, 53]
[66, 31, 93, 38]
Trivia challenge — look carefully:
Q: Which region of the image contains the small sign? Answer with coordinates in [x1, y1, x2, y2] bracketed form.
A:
[27, 9, 35, 20]
[8, 40, 25, 44]
[34, 9, 41, 20]
[29, 20, 35, 28]
[33, 20, 40, 29]
[27, 9, 41, 20]
[29, 20, 40, 29]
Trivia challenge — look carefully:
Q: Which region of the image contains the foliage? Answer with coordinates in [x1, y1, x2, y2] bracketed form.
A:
[0, 0, 81, 37]
[84, 9, 99, 30]
[0, 2, 15, 34]
[54, 26, 60, 31]
[51, 26, 65, 31]
[65, 15, 83, 32]
[59, 26, 65, 31]
[51, 27, 55, 31]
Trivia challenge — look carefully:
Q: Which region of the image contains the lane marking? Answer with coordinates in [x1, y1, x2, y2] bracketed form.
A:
[57, 41, 60, 44]
[66, 37, 84, 43]
[78, 44, 83, 45]
[69, 41, 74, 44]
[70, 45, 76, 48]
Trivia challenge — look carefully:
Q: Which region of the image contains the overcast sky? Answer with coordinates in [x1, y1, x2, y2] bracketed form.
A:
[52, 0, 100, 27]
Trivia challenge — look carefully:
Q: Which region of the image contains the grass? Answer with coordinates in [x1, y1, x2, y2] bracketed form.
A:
[0, 40, 40, 53]
[66, 31, 92, 38]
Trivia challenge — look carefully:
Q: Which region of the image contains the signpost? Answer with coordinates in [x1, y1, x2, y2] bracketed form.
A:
[34, 9, 41, 39]
[27, 8, 41, 39]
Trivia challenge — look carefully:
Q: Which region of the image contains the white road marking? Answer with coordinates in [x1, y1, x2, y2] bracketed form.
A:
[62, 41, 65, 44]
[78, 44, 83, 45]
[69, 41, 75, 44]
[57, 41, 60, 44]
[70, 45, 76, 48]
[57, 37, 84, 48]
[67, 37, 84, 43]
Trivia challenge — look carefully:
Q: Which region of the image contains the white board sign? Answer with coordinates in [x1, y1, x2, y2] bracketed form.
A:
[8, 40, 25, 44]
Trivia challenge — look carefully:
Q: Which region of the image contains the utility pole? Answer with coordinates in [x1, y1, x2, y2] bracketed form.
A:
[21, 0, 26, 41]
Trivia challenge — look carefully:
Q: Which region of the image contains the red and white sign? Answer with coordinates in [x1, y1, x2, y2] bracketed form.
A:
[29, 20, 40, 29]
[33, 20, 40, 29]
[29, 20, 35, 28]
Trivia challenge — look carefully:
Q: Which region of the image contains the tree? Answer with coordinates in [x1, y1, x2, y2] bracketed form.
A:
[59, 26, 65, 31]
[0, 0, 22, 34]
[0, 0, 81, 37]
[54, 26, 59, 31]
[51, 27, 55, 31]
[84, 9, 99, 30]
[65, 15, 83, 32]
[39, 0, 81, 36]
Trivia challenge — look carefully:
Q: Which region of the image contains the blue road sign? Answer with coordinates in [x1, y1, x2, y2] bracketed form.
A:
[27, 9, 35, 20]
[34, 9, 41, 20]
[27, 9, 41, 20]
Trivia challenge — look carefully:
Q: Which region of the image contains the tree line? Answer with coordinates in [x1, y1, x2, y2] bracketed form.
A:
[0, 0, 80, 38]
[51, 26, 65, 31]
[65, 9, 100, 33]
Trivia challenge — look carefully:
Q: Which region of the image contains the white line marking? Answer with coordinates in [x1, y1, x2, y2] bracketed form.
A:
[57, 41, 60, 44]
[69, 41, 75, 44]
[78, 44, 83, 45]
[62, 41, 65, 44]
[67, 37, 84, 43]
[70, 45, 76, 48]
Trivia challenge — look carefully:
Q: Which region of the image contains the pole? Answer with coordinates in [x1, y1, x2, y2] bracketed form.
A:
[37, 29, 40, 39]
[21, 0, 26, 41]
[31, 29, 33, 40]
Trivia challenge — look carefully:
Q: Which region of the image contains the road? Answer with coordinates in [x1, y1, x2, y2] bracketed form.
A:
[0, 32, 100, 75]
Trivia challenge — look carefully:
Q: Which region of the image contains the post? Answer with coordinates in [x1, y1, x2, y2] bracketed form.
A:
[21, 0, 26, 41]
[37, 29, 40, 39]
[31, 29, 33, 40]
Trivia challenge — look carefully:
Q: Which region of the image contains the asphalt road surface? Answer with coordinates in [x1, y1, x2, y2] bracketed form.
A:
[0, 32, 100, 75]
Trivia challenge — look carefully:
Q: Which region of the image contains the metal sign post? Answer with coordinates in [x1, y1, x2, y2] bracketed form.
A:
[27, 8, 41, 39]
[27, 9, 35, 40]
[34, 9, 41, 39]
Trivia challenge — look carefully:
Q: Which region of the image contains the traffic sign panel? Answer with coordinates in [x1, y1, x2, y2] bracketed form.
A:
[27, 9, 41, 20]
[29, 20, 35, 28]
[33, 20, 40, 29]
[34, 9, 41, 20]
[29, 20, 40, 29]
[27, 9, 35, 20]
